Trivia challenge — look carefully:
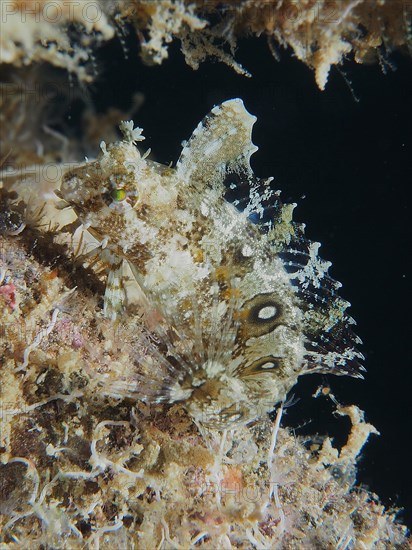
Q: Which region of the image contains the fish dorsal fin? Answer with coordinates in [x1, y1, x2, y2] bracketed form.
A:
[176, 98, 258, 193]
[177, 100, 364, 380]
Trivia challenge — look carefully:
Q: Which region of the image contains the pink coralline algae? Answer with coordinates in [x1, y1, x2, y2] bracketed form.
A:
[0, 282, 17, 311]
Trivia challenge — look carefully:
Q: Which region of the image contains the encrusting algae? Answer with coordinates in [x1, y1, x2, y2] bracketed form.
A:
[0, 1, 411, 88]
[0, 1, 411, 548]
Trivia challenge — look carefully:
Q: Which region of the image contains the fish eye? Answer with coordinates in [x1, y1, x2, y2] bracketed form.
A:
[112, 188, 127, 202]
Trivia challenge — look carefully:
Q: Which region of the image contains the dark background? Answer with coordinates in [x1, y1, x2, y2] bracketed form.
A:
[85, 33, 411, 527]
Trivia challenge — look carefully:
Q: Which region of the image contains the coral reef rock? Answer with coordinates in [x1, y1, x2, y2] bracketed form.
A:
[1, 1, 410, 87]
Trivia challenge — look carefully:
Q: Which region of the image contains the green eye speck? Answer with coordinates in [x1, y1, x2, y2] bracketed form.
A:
[113, 188, 126, 202]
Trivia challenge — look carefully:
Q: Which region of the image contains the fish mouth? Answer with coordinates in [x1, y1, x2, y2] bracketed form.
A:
[53, 189, 72, 210]
[53, 190, 78, 212]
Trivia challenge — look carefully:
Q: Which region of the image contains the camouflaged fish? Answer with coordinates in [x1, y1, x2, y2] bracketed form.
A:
[58, 99, 364, 429]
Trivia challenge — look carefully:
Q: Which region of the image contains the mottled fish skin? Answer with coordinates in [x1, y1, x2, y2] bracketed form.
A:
[59, 99, 364, 429]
